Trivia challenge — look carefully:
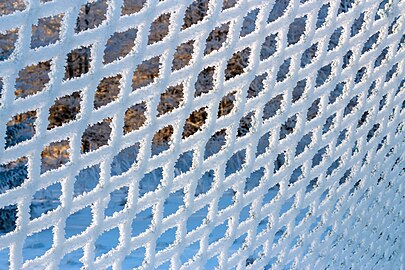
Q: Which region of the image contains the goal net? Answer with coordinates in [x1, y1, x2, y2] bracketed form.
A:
[0, 0, 404, 269]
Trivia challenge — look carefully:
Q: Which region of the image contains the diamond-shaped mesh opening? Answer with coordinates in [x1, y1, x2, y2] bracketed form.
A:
[222, 0, 238, 10]
[268, 0, 290, 23]
[194, 66, 215, 97]
[218, 188, 235, 211]
[186, 205, 208, 233]
[151, 125, 174, 156]
[247, 73, 267, 99]
[131, 207, 153, 237]
[225, 48, 251, 80]
[163, 189, 185, 218]
[23, 227, 53, 262]
[260, 33, 278, 61]
[124, 102, 147, 134]
[15, 60, 52, 99]
[182, 107, 208, 138]
[262, 184, 280, 206]
[263, 94, 283, 121]
[276, 58, 291, 82]
[174, 150, 193, 177]
[289, 166, 303, 185]
[30, 182, 62, 219]
[0, 29, 19, 62]
[0, 1, 25, 16]
[327, 27, 343, 51]
[105, 186, 128, 217]
[95, 227, 120, 258]
[5, 110, 37, 149]
[292, 79, 306, 103]
[75, 0, 108, 33]
[172, 40, 195, 71]
[274, 152, 287, 173]
[240, 9, 259, 37]
[139, 167, 163, 197]
[111, 143, 140, 176]
[121, 0, 147, 15]
[301, 43, 318, 68]
[342, 50, 353, 69]
[205, 130, 226, 157]
[204, 23, 230, 55]
[48, 91, 81, 129]
[94, 75, 122, 109]
[295, 132, 312, 156]
[287, 16, 307, 45]
[311, 146, 328, 168]
[208, 219, 228, 244]
[74, 164, 100, 197]
[217, 91, 236, 117]
[0, 205, 17, 234]
[182, 0, 210, 30]
[157, 84, 184, 116]
[103, 28, 137, 64]
[41, 139, 70, 173]
[195, 170, 215, 196]
[237, 111, 255, 137]
[122, 247, 145, 269]
[307, 98, 320, 121]
[31, 14, 63, 49]
[64, 46, 91, 80]
[225, 149, 246, 177]
[0, 157, 28, 194]
[238, 205, 250, 223]
[316, 3, 329, 29]
[132, 56, 160, 91]
[351, 12, 365, 37]
[244, 167, 264, 193]
[148, 13, 171, 45]
[65, 206, 92, 238]
[279, 114, 297, 140]
[81, 118, 112, 154]
[156, 227, 177, 252]
[256, 131, 270, 157]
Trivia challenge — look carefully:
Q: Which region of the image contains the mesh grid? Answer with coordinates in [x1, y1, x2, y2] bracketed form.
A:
[0, 0, 404, 269]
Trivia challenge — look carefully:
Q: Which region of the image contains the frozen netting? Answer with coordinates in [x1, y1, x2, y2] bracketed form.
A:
[0, 0, 404, 269]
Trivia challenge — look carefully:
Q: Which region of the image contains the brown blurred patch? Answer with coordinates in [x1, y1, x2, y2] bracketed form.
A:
[41, 140, 70, 173]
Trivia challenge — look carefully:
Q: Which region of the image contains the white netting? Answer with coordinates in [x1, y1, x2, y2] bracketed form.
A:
[0, 0, 404, 269]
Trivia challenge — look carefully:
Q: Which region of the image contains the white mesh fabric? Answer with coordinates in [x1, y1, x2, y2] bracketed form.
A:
[0, 0, 404, 269]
